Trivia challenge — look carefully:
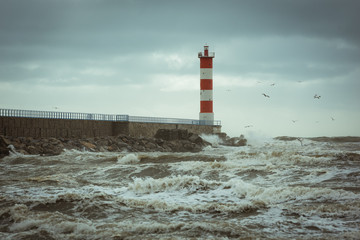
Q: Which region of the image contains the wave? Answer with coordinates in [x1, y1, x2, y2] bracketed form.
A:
[128, 175, 220, 194]
[227, 178, 359, 203]
[118, 197, 262, 214]
[27, 174, 78, 185]
[3, 204, 96, 240]
[124, 176, 360, 214]
[1, 204, 258, 239]
[117, 153, 140, 164]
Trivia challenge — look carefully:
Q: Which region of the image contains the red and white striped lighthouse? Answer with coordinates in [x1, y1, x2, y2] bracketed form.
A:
[198, 45, 215, 124]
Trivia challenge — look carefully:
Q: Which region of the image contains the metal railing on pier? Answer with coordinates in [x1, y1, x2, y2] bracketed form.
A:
[0, 108, 221, 126]
[0, 108, 128, 121]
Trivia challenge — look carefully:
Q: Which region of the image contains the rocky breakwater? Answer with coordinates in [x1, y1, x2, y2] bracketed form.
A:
[0, 129, 212, 158]
[216, 133, 247, 146]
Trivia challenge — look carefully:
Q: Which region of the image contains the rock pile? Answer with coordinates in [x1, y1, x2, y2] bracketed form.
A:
[216, 133, 247, 146]
[0, 129, 212, 158]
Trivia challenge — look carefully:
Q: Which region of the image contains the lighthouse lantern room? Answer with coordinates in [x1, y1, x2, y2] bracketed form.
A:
[198, 45, 215, 125]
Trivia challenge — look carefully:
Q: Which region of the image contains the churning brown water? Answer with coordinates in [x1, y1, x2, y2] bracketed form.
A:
[1, 136, 360, 239]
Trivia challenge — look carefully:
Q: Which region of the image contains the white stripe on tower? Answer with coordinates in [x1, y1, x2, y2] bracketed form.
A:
[198, 45, 215, 125]
[200, 69, 213, 79]
[200, 90, 212, 101]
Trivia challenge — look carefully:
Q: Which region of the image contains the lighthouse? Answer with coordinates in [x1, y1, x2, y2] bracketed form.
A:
[198, 45, 215, 125]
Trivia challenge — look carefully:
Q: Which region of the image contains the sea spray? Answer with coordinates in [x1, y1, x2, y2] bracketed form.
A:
[200, 134, 223, 147]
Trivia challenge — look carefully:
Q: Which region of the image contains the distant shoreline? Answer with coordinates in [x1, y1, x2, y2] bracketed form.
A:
[274, 136, 360, 143]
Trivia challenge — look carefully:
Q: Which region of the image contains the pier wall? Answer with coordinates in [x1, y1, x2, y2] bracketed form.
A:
[127, 122, 219, 138]
[0, 117, 221, 138]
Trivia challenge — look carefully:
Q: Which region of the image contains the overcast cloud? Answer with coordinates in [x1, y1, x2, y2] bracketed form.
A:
[1, 0, 359, 137]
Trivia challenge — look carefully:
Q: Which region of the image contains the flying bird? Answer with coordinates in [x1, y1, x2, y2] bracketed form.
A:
[292, 120, 298, 123]
[270, 83, 275, 86]
[314, 94, 321, 99]
[262, 93, 270, 98]
[244, 125, 253, 128]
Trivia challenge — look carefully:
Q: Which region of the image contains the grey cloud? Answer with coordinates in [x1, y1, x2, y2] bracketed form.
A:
[216, 36, 360, 81]
[1, 0, 359, 86]
[2, 0, 359, 46]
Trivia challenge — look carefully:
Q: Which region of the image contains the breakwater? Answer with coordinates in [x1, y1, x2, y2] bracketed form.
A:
[0, 109, 221, 138]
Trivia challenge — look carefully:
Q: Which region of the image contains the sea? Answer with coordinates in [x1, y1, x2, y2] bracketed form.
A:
[1, 135, 360, 240]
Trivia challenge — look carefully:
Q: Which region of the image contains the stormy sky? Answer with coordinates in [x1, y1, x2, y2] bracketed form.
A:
[1, 0, 359, 138]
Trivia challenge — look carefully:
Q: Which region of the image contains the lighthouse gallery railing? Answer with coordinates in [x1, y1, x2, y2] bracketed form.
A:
[0, 109, 221, 126]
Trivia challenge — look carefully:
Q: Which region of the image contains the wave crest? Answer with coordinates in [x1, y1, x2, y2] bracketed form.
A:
[128, 175, 219, 194]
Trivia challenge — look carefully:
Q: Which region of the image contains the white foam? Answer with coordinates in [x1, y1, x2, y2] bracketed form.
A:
[200, 134, 223, 147]
[128, 175, 219, 194]
[117, 153, 140, 164]
[226, 178, 359, 205]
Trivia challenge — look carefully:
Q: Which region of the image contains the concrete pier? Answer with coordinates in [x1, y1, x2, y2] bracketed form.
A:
[0, 116, 221, 138]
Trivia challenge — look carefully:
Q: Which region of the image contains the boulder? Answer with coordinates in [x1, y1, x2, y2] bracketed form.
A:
[81, 141, 96, 150]
[218, 133, 247, 147]
[188, 133, 199, 143]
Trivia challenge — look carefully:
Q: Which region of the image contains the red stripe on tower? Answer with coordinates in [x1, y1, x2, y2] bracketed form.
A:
[198, 45, 215, 124]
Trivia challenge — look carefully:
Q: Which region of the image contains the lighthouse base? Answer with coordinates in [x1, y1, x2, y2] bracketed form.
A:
[199, 113, 214, 125]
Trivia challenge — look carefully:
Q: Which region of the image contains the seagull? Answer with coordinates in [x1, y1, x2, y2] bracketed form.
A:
[314, 94, 321, 99]
[262, 93, 270, 98]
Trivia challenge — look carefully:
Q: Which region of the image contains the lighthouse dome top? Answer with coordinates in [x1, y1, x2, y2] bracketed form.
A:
[198, 45, 215, 58]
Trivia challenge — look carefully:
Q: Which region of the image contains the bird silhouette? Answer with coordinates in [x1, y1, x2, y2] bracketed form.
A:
[244, 125, 253, 128]
[262, 93, 270, 98]
[314, 94, 321, 99]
